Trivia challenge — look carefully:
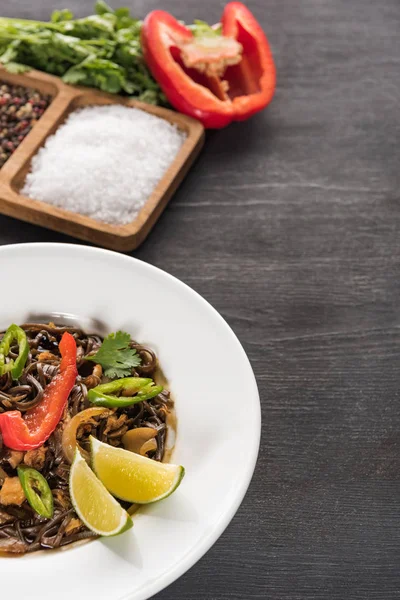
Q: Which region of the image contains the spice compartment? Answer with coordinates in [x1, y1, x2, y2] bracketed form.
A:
[0, 69, 59, 173]
[0, 68, 205, 251]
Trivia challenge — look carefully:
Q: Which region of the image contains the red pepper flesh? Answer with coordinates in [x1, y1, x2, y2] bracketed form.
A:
[141, 2, 276, 128]
[0, 332, 77, 451]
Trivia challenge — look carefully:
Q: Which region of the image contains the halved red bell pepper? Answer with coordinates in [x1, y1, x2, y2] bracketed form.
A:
[0, 332, 77, 451]
[141, 2, 276, 128]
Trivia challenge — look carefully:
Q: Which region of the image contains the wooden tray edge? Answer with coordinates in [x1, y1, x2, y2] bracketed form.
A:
[0, 68, 206, 252]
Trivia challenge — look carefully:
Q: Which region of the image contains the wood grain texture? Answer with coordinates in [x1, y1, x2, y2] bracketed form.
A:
[0, 68, 204, 251]
[2, 0, 400, 599]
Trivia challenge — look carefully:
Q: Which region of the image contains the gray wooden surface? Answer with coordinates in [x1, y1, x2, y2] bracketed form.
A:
[2, 1, 400, 598]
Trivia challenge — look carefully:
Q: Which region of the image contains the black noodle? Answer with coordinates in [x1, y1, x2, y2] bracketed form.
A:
[0, 323, 172, 554]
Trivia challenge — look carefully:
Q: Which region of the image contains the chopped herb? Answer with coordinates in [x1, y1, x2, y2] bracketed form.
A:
[0, 1, 166, 104]
[86, 330, 141, 378]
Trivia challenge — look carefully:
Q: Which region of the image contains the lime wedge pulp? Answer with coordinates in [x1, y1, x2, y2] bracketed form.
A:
[69, 449, 133, 537]
[90, 436, 185, 504]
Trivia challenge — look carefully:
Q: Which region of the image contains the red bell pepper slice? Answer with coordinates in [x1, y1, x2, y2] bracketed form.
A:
[141, 2, 276, 128]
[0, 332, 77, 451]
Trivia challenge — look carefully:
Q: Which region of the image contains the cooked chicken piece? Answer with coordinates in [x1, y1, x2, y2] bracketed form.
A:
[7, 450, 24, 469]
[37, 351, 59, 362]
[84, 364, 103, 389]
[24, 445, 47, 470]
[65, 518, 83, 535]
[104, 414, 129, 435]
[52, 488, 71, 510]
[56, 406, 71, 434]
[0, 477, 26, 506]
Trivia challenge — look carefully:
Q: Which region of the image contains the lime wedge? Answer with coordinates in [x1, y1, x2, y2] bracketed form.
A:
[69, 449, 133, 537]
[90, 436, 185, 504]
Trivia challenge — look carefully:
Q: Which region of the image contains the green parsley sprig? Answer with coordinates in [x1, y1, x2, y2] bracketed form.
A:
[0, 1, 166, 104]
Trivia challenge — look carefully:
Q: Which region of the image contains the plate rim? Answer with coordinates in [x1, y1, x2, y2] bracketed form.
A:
[0, 242, 261, 600]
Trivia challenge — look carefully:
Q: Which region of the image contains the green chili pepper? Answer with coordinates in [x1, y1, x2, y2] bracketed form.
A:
[87, 377, 163, 408]
[17, 465, 54, 519]
[0, 324, 29, 380]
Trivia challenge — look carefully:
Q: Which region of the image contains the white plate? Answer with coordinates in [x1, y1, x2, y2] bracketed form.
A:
[0, 243, 260, 600]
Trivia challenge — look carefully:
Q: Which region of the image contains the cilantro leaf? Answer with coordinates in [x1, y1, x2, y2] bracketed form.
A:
[86, 330, 141, 378]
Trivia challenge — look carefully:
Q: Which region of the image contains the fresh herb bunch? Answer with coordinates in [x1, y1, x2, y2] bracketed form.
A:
[0, 0, 166, 104]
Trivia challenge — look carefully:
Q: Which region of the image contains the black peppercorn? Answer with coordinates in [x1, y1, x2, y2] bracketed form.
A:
[0, 82, 51, 169]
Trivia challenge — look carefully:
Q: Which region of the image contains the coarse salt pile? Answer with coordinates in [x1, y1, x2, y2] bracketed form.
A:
[22, 105, 186, 225]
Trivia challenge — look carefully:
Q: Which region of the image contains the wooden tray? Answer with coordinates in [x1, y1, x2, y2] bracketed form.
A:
[0, 68, 205, 251]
